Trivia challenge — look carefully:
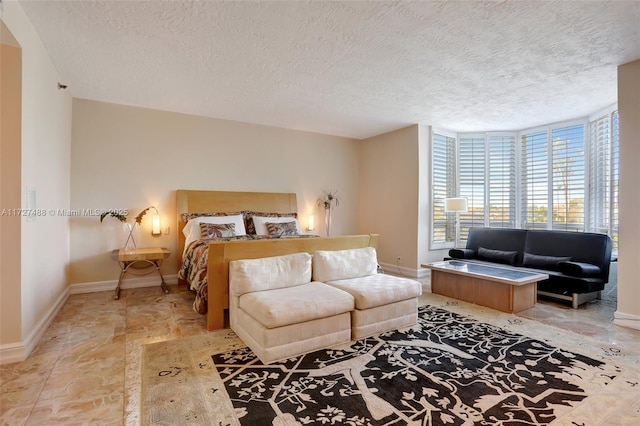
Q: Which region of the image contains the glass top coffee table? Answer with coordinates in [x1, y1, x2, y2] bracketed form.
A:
[422, 260, 549, 313]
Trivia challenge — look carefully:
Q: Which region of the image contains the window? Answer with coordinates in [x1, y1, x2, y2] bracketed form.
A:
[520, 123, 586, 232]
[589, 114, 612, 234]
[589, 110, 619, 251]
[611, 111, 620, 252]
[430, 108, 618, 251]
[431, 132, 457, 247]
[551, 124, 585, 231]
[488, 134, 517, 228]
[521, 130, 550, 230]
[458, 136, 486, 240]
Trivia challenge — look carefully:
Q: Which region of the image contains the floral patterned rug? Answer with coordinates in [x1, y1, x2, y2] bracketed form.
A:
[214, 305, 623, 425]
[141, 302, 640, 425]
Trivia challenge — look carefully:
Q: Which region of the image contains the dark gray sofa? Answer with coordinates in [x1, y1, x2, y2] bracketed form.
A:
[448, 227, 612, 308]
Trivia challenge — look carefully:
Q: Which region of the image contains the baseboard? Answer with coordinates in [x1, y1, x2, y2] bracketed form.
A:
[68, 274, 178, 294]
[613, 310, 640, 331]
[0, 286, 69, 365]
[379, 263, 430, 279]
[0, 342, 25, 365]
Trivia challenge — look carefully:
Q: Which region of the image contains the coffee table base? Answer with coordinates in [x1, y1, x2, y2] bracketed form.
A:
[431, 270, 537, 313]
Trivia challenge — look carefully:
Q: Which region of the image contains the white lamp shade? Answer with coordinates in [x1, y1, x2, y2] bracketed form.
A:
[444, 197, 468, 213]
[152, 213, 161, 235]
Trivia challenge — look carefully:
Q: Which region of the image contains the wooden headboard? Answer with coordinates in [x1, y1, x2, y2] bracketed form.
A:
[176, 189, 297, 260]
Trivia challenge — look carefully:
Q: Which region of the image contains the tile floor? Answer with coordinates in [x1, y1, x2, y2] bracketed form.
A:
[2, 264, 639, 425]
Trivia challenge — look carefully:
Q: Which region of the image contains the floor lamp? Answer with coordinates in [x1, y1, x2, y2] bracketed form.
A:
[445, 197, 468, 248]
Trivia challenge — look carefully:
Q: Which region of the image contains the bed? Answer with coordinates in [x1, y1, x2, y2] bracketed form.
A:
[176, 189, 380, 330]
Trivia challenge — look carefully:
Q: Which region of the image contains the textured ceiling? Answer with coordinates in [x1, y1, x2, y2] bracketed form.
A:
[17, 0, 640, 139]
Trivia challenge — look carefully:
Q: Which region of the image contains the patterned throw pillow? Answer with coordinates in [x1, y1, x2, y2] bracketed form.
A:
[265, 221, 298, 237]
[244, 211, 297, 234]
[199, 223, 236, 238]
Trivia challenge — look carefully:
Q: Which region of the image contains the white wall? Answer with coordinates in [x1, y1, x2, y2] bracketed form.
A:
[615, 58, 640, 330]
[1, 2, 72, 361]
[70, 99, 361, 284]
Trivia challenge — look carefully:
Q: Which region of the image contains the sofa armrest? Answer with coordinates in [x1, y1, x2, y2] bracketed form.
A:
[558, 261, 602, 277]
[449, 248, 475, 259]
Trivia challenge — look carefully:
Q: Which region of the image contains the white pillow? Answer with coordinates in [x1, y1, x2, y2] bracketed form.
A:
[252, 216, 301, 236]
[182, 214, 246, 252]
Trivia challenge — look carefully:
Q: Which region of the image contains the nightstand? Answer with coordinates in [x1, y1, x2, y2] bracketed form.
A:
[111, 247, 170, 300]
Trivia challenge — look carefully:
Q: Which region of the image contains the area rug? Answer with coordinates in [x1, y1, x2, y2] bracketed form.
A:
[141, 302, 640, 425]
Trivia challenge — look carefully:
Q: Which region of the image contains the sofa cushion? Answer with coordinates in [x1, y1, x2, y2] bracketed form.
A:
[238, 281, 354, 329]
[558, 261, 602, 277]
[313, 247, 378, 282]
[230, 252, 312, 296]
[325, 274, 422, 310]
[522, 253, 571, 270]
[477, 247, 518, 265]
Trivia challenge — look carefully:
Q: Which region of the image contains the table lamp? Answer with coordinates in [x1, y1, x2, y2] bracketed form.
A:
[444, 197, 468, 248]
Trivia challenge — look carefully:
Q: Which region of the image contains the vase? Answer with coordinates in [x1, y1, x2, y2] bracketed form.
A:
[123, 223, 137, 251]
[325, 206, 332, 236]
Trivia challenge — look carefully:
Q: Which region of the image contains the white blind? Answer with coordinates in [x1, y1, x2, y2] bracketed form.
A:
[459, 136, 485, 240]
[432, 133, 457, 246]
[551, 125, 585, 231]
[611, 111, 620, 252]
[588, 114, 611, 233]
[488, 135, 516, 228]
[521, 131, 549, 230]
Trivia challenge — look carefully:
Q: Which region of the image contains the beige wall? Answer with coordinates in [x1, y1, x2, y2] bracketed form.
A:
[70, 99, 361, 284]
[359, 125, 420, 274]
[1, 2, 72, 358]
[615, 58, 640, 330]
[1, 38, 22, 346]
[358, 125, 450, 276]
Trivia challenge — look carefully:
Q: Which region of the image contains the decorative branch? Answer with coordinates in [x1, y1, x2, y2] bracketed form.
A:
[134, 206, 158, 225]
[99, 211, 127, 223]
[317, 190, 339, 210]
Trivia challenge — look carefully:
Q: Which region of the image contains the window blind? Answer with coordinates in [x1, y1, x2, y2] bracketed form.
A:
[611, 111, 620, 252]
[521, 131, 549, 230]
[431, 133, 457, 246]
[459, 136, 486, 240]
[588, 114, 611, 234]
[551, 125, 585, 231]
[488, 134, 516, 228]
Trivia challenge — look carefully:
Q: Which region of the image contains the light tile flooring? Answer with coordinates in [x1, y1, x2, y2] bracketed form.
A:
[2, 265, 639, 425]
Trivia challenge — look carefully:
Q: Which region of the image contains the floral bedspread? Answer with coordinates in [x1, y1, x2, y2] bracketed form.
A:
[178, 234, 318, 314]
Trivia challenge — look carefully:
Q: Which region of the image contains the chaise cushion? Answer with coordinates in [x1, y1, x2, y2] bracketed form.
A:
[313, 247, 378, 282]
[325, 274, 422, 310]
[230, 252, 312, 296]
[239, 282, 354, 329]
